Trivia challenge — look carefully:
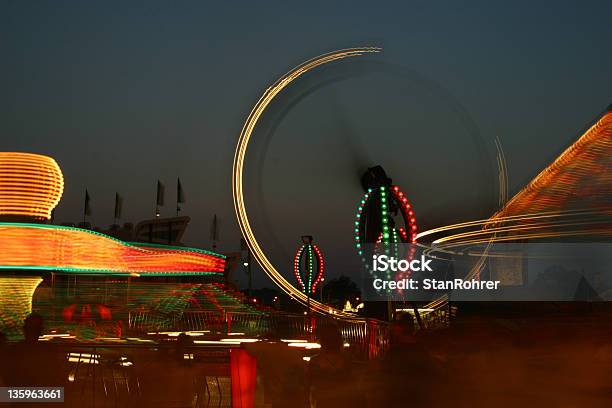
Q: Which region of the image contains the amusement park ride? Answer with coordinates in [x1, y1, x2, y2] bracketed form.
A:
[0, 47, 610, 341]
[293, 236, 325, 297]
[356, 166, 417, 246]
[354, 166, 418, 268]
[0, 152, 260, 340]
[232, 47, 612, 320]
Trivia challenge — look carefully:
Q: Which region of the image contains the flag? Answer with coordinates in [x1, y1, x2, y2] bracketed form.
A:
[211, 214, 219, 250]
[156, 180, 165, 206]
[84, 189, 92, 216]
[114, 193, 123, 220]
[177, 178, 185, 213]
[177, 178, 185, 204]
[211, 214, 219, 241]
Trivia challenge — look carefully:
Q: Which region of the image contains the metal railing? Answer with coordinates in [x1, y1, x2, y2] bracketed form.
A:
[129, 310, 392, 359]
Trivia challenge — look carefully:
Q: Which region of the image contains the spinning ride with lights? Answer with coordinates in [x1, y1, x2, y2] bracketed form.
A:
[0, 152, 227, 338]
[354, 166, 418, 270]
[232, 46, 611, 317]
[0, 153, 226, 276]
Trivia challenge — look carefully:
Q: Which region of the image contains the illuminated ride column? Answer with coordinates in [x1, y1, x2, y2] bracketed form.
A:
[353, 167, 418, 319]
[293, 235, 325, 335]
[0, 152, 63, 338]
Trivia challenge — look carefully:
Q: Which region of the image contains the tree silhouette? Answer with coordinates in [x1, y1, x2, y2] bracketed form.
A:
[322, 276, 361, 308]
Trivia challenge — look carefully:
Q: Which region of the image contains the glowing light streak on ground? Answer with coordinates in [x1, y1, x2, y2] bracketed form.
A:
[0, 223, 226, 275]
[0, 152, 64, 220]
[232, 47, 381, 317]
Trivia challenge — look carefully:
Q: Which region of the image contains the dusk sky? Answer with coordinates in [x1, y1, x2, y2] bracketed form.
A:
[2, 1, 610, 287]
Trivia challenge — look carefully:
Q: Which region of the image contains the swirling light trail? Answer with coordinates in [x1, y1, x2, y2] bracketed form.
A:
[418, 107, 611, 311]
[232, 48, 381, 317]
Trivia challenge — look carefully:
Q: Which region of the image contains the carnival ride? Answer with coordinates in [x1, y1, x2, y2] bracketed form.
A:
[354, 166, 418, 273]
[293, 236, 325, 296]
[232, 47, 611, 317]
[32, 280, 260, 340]
[2, 49, 610, 330]
[0, 223, 225, 276]
[0, 152, 63, 220]
[0, 152, 236, 339]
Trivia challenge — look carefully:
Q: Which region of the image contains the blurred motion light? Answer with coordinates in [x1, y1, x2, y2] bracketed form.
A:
[0, 223, 226, 275]
[0, 152, 64, 220]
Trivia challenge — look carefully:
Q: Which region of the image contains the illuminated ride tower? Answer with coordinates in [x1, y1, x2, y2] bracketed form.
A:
[354, 166, 418, 261]
[353, 166, 418, 318]
[293, 235, 325, 300]
[0, 153, 63, 337]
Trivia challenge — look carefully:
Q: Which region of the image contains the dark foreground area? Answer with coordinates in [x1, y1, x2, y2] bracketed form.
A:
[1, 311, 612, 407]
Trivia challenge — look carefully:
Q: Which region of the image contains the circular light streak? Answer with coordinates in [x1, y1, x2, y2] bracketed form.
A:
[0, 152, 64, 220]
[232, 47, 381, 317]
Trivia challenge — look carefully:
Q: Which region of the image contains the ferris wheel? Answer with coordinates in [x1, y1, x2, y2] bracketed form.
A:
[232, 47, 499, 317]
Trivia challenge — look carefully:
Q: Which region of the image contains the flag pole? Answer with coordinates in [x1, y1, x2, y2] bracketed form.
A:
[114, 192, 122, 225]
[176, 177, 184, 217]
[83, 189, 90, 225]
[156, 180, 165, 217]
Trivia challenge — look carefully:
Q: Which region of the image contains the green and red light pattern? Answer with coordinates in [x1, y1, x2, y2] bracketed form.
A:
[354, 185, 418, 266]
[293, 244, 324, 295]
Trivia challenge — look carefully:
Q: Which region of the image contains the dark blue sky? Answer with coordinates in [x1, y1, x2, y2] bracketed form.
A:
[1, 1, 610, 287]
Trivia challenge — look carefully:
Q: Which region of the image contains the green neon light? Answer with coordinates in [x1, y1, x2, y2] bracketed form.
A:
[0, 265, 223, 277]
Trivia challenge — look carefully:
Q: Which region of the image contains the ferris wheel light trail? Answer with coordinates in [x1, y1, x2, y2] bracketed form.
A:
[232, 47, 381, 317]
[415, 209, 598, 242]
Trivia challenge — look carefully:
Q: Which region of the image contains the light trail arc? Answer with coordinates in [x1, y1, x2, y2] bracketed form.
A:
[232, 47, 381, 317]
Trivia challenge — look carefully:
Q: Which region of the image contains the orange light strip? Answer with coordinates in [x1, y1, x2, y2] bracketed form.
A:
[0, 223, 226, 275]
[0, 153, 64, 220]
[490, 110, 612, 221]
[417, 109, 612, 247]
